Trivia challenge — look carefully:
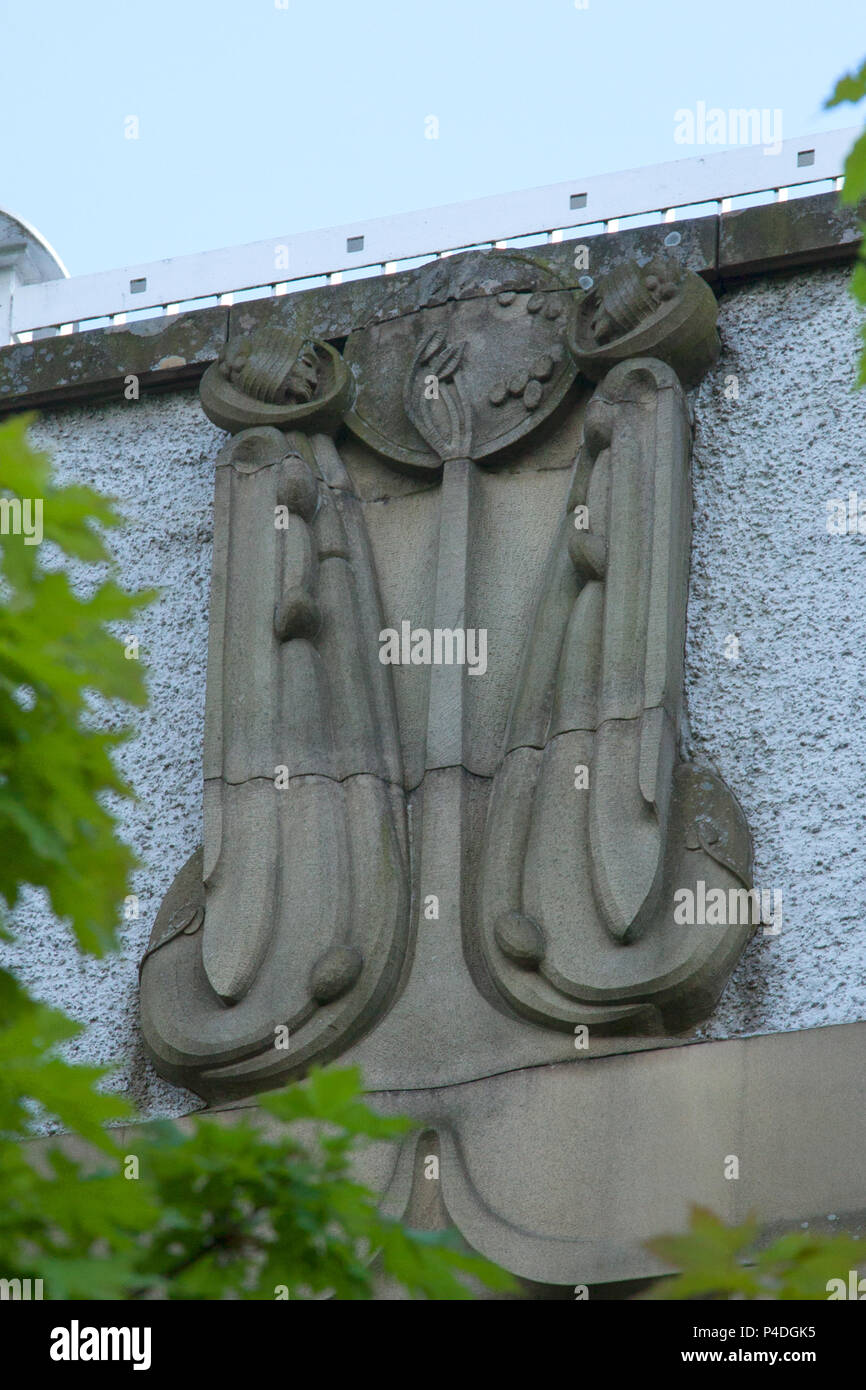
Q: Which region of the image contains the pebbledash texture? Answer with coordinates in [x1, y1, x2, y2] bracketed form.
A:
[4, 197, 866, 1294]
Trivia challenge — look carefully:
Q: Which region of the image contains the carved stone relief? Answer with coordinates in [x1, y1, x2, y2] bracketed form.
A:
[140, 251, 753, 1103]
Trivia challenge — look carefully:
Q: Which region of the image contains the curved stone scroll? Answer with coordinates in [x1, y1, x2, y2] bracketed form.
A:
[140, 333, 409, 1100]
[475, 345, 754, 1034]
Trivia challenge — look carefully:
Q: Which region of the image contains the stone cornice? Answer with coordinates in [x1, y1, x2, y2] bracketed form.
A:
[0, 191, 860, 417]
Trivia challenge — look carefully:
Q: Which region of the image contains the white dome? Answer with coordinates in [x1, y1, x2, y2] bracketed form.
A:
[0, 208, 68, 285]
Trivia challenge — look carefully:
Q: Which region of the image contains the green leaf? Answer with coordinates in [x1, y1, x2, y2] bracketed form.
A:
[826, 60, 866, 109]
[840, 134, 866, 206]
[646, 1207, 866, 1300]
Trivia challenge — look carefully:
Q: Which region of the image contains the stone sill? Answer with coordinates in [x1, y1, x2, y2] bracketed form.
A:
[0, 191, 860, 417]
[15, 1017, 866, 1292]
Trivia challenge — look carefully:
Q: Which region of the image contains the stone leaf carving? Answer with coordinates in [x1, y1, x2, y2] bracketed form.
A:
[474, 335, 753, 1032]
[140, 334, 409, 1099]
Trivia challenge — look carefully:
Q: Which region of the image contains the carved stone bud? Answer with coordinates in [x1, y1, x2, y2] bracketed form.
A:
[310, 945, 364, 1004]
[276, 454, 319, 522]
[568, 529, 607, 579]
[582, 398, 615, 458]
[274, 587, 321, 641]
[493, 911, 545, 970]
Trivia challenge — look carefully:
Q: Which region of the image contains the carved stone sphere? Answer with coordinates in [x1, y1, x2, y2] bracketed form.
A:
[309, 945, 364, 1004]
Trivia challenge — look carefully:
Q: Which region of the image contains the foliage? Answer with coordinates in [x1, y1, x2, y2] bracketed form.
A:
[2, 1039, 512, 1299]
[0, 415, 512, 1300]
[645, 1206, 865, 1300]
[129, 1066, 513, 1300]
[827, 59, 866, 386]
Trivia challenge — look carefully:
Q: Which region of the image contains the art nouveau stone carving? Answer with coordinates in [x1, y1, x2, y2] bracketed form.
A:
[140, 333, 410, 1095]
[140, 251, 753, 1101]
[477, 352, 752, 1032]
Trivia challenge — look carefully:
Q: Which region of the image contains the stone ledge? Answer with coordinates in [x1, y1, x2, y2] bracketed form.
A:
[16, 1018, 866, 1293]
[0, 191, 860, 416]
[0, 305, 227, 415]
[719, 190, 863, 278]
[292, 1018, 866, 1287]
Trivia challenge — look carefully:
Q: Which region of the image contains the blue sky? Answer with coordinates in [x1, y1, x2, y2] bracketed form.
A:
[1, 0, 863, 276]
